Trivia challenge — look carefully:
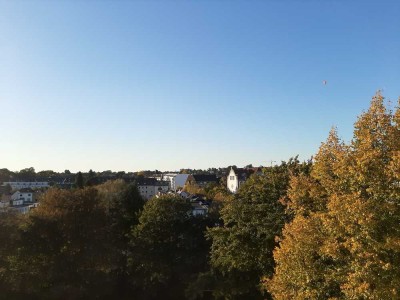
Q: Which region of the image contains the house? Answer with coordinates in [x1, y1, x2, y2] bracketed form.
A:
[188, 174, 219, 188]
[11, 188, 35, 203]
[191, 202, 208, 216]
[137, 178, 169, 200]
[226, 167, 262, 193]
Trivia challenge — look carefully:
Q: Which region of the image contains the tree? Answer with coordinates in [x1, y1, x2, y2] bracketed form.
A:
[75, 171, 84, 189]
[4, 184, 12, 194]
[16, 167, 36, 180]
[0, 168, 14, 182]
[37, 170, 57, 178]
[9, 188, 113, 298]
[128, 195, 211, 299]
[0, 212, 24, 298]
[96, 180, 145, 297]
[267, 92, 400, 299]
[207, 158, 311, 299]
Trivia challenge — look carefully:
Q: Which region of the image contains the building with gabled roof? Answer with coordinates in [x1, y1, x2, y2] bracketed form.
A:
[227, 167, 262, 193]
[137, 178, 169, 200]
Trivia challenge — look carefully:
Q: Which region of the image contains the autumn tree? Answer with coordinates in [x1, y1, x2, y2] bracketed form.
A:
[9, 188, 113, 299]
[268, 92, 400, 299]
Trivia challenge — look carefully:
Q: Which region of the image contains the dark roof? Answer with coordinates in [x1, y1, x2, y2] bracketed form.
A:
[136, 178, 168, 186]
[192, 174, 218, 183]
[136, 178, 157, 186]
[18, 188, 35, 193]
[231, 168, 256, 181]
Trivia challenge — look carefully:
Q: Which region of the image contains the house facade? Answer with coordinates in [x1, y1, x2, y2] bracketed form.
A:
[6, 188, 38, 214]
[11, 188, 35, 203]
[227, 167, 262, 193]
[137, 178, 169, 200]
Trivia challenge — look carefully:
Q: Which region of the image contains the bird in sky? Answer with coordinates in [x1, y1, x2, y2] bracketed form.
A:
[323, 80, 327, 85]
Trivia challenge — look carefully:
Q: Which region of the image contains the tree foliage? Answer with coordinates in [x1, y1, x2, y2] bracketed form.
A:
[268, 92, 400, 299]
[9, 188, 113, 299]
[129, 195, 212, 299]
[207, 158, 311, 299]
[75, 171, 84, 189]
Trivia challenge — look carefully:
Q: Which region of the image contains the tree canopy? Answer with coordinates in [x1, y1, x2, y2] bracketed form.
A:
[267, 92, 400, 299]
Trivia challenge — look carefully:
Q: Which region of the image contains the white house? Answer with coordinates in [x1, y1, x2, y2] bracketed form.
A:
[11, 188, 34, 203]
[227, 167, 262, 193]
[11, 199, 24, 206]
[137, 178, 169, 200]
[2, 194, 38, 214]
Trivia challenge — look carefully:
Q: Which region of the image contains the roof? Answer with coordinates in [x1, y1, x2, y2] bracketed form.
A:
[191, 203, 208, 210]
[175, 174, 190, 188]
[192, 174, 218, 183]
[230, 167, 257, 181]
[136, 178, 157, 186]
[16, 188, 34, 193]
[137, 178, 169, 186]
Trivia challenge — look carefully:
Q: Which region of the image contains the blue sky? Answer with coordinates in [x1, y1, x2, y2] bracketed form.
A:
[1, 0, 400, 172]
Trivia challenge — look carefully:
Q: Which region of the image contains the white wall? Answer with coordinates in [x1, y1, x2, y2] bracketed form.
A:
[227, 168, 239, 193]
[138, 184, 169, 200]
[11, 191, 33, 202]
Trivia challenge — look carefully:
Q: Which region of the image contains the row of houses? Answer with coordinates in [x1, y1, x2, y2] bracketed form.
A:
[139, 173, 220, 199]
[0, 168, 262, 212]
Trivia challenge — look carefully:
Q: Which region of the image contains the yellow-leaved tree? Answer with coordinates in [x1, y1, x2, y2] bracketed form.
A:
[267, 92, 400, 299]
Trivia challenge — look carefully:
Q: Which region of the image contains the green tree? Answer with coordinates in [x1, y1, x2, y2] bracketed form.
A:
[129, 195, 211, 299]
[0, 212, 24, 298]
[37, 170, 57, 178]
[97, 180, 145, 297]
[17, 167, 36, 180]
[4, 183, 12, 194]
[0, 168, 14, 183]
[75, 171, 84, 189]
[207, 158, 311, 299]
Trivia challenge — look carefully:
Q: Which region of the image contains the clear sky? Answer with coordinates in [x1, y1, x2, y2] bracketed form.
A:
[1, 0, 400, 172]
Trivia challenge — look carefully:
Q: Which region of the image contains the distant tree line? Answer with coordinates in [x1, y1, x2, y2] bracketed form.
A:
[0, 167, 238, 188]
